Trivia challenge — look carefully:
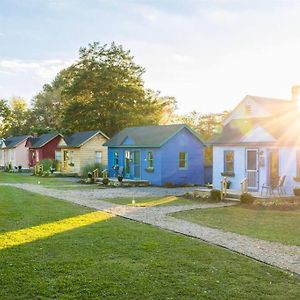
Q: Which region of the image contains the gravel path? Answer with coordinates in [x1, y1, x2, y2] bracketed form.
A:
[2, 183, 300, 275]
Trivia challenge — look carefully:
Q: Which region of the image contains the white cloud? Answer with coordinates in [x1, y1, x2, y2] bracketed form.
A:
[0, 59, 72, 79]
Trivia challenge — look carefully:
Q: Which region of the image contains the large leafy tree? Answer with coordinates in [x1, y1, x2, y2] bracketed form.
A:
[173, 111, 229, 166]
[30, 72, 65, 131]
[59, 42, 170, 136]
[29, 42, 176, 136]
[8, 97, 31, 136]
[0, 99, 12, 137]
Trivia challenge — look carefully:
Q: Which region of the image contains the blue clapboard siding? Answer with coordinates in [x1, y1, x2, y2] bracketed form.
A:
[106, 125, 205, 186]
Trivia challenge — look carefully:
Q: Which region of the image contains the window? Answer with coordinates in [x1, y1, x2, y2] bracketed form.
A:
[114, 151, 119, 165]
[245, 104, 252, 115]
[69, 151, 74, 164]
[224, 151, 234, 172]
[297, 151, 300, 177]
[95, 151, 102, 163]
[179, 152, 188, 169]
[146, 151, 154, 169]
[55, 150, 61, 161]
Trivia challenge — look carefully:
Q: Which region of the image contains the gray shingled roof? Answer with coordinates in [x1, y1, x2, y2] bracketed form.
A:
[4, 135, 29, 149]
[28, 133, 60, 148]
[62, 130, 108, 147]
[104, 124, 204, 147]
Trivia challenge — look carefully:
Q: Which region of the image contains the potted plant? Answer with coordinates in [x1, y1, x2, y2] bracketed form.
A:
[226, 180, 231, 189]
[293, 187, 300, 196]
[50, 166, 55, 174]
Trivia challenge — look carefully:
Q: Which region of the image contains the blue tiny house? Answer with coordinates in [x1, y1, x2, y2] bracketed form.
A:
[104, 124, 205, 186]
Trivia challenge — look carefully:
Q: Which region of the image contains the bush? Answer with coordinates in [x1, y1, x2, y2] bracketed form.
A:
[38, 159, 56, 172]
[210, 189, 221, 202]
[81, 163, 103, 178]
[4, 163, 12, 172]
[163, 182, 174, 188]
[102, 178, 109, 185]
[240, 192, 255, 204]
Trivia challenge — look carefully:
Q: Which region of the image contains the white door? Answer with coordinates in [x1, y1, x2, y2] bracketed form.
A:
[246, 149, 259, 190]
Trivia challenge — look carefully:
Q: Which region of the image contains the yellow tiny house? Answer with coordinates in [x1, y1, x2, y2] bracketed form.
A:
[56, 130, 109, 175]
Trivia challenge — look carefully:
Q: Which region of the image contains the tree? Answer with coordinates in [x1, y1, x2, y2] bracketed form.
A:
[30, 42, 176, 136]
[0, 99, 12, 137]
[59, 42, 172, 136]
[173, 111, 228, 140]
[30, 72, 65, 130]
[173, 111, 229, 166]
[8, 97, 30, 136]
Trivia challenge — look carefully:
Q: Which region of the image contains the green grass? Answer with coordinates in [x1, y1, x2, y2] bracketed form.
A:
[0, 186, 300, 299]
[0, 186, 92, 233]
[172, 205, 300, 246]
[0, 171, 78, 186]
[102, 196, 198, 206]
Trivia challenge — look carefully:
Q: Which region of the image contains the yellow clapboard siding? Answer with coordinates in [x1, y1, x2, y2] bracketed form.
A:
[58, 133, 108, 175]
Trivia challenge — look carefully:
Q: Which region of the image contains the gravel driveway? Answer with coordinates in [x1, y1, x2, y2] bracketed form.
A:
[2, 183, 300, 275]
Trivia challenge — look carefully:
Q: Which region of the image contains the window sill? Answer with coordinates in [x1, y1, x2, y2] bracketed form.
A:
[221, 172, 235, 177]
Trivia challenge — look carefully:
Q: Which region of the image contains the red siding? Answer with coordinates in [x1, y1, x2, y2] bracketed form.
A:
[28, 136, 62, 166]
[40, 135, 62, 160]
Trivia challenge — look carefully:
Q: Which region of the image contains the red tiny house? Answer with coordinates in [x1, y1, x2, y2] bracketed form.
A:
[26, 134, 62, 167]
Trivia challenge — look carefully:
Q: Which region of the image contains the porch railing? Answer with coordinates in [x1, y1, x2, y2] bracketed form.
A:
[240, 177, 248, 194]
[102, 169, 108, 180]
[92, 168, 99, 181]
[220, 177, 228, 200]
[34, 164, 43, 175]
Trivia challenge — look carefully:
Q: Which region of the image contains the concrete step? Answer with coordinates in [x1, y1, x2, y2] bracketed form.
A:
[224, 197, 240, 202]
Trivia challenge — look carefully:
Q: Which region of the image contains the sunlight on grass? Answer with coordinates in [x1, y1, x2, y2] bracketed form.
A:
[0, 211, 113, 250]
[129, 196, 178, 207]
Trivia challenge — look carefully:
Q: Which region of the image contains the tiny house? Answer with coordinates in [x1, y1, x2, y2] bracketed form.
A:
[210, 88, 300, 194]
[56, 130, 109, 175]
[105, 124, 205, 186]
[0, 135, 30, 169]
[26, 133, 62, 166]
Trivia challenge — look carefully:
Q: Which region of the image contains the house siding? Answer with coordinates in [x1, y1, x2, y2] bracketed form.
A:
[161, 128, 204, 185]
[6, 140, 30, 169]
[79, 134, 108, 170]
[107, 127, 205, 186]
[213, 146, 247, 190]
[58, 133, 108, 175]
[107, 147, 163, 185]
[213, 145, 299, 194]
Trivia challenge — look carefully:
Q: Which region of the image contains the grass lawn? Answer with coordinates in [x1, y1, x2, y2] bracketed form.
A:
[172, 205, 300, 246]
[103, 196, 198, 206]
[0, 171, 78, 186]
[0, 187, 300, 299]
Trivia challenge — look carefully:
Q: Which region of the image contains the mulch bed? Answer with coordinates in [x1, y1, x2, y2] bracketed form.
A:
[241, 197, 300, 211]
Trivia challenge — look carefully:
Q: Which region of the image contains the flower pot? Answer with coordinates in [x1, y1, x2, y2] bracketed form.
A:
[118, 176, 123, 182]
[293, 188, 300, 196]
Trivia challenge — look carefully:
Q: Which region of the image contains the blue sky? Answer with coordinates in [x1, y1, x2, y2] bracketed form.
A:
[1, 0, 300, 113]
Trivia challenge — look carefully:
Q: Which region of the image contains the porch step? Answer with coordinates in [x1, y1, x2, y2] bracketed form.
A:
[225, 192, 240, 200]
[224, 197, 240, 202]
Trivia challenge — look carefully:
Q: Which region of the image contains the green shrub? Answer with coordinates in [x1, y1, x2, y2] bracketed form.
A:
[163, 182, 174, 188]
[81, 163, 103, 178]
[102, 178, 109, 185]
[240, 192, 255, 204]
[38, 159, 56, 171]
[210, 189, 221, 202]
[4, 163, 12, 172]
